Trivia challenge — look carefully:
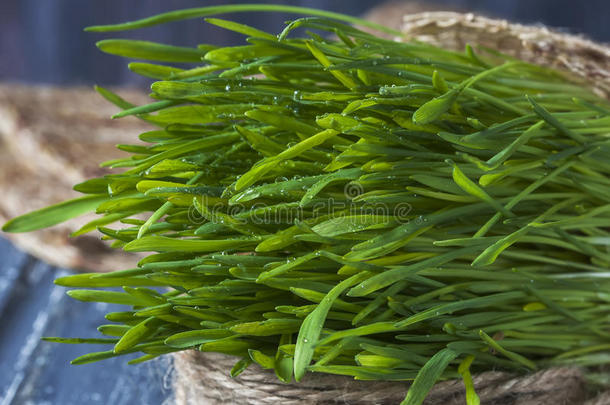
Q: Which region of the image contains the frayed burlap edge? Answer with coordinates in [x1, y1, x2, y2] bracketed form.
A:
[172, 351, 605, 405]
[400, 12, 610, 98]
[172, 12, 610, 405]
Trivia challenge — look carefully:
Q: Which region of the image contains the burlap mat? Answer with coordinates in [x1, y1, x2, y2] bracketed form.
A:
[172, 351, 610, 405]
[0, 85, 149, 271]
[400, 11, 610, 98]
[171, 11, 610, 405]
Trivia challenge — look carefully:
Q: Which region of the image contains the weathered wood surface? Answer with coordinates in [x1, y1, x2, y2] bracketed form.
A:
[0, 236, 171, 404]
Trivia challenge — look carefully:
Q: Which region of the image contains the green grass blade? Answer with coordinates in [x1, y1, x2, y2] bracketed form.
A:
[2, 194, 107, 233]
[96, 39, 206, 63]
[293, 272, 368, 381]
[84, 5, 401, 36]
[400, 348, 459, 405]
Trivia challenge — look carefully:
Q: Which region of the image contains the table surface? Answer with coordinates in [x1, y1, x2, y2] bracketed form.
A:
[0, 236, 171, 405]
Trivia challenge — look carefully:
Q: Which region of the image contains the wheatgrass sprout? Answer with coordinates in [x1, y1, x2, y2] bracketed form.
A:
[3, 5, 610, 405]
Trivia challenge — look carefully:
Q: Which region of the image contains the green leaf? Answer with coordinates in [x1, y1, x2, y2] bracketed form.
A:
[527, 95, 586, 143]
[471, 226, 531, 266]
[112, 100, 179, 119]
[165, 329, 234, 348]
[312, 215, 393, 238]
[94, 85, 135, 109]
[84, 5, 400, 36]
[293, 272, 368, 381]
[230, 357, 253, 377]
[300, 168, 362, 206]
[484, 121, 545, 169]
[71, 350, 122, 365]
[248, 349, 275, 369]
[66, 290, 145, 306]
[412, 89, 460, 125]
[235, 128, 339, 191]
[114, 317, 160, 353]
[414, 61, 519, 124]
[124, 235, 259, 252]
[401, 348, 459, 405]
[448, 160, 514, 218]
[54, 273, 163, 288]
[71, 212, 134, 237]
[98, 325, 131, 337]
[432, 70, 449, 93]
[479, 330, 537, 370]
[257, 252, 318, 281]
[148, 105, 253, 125]
[393, 291, 525, 328]
[128, 62, 184, 80]
[205, 18, 276, 40]
[150, 81, 206, 99]
[97, 39, 206, 63]
[229, 319, 301, 336]
[458, 355, 481, 405]
[199, 338, 252, 356]
[348, 247, 476, 297]
[306, 41, 357, 89]
[275, 334, 293, 383]
[2, 194, 107, 233]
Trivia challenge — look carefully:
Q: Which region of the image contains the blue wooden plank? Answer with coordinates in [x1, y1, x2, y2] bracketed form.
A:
[0, 237, 172, 405]
[0, 238, 30, 316]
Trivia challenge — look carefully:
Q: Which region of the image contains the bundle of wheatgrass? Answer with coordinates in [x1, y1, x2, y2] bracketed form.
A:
[4, 5, 610, 404]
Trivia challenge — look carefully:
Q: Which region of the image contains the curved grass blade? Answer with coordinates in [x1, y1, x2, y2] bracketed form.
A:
[458, 355, 480, 405]
[84, 5, 401, 36]
[294, 272, 368, 381]
[114, 317, 160, 353]
[478, 330, 537, 370]
[400, 348, 459, 405]
[96, 39, 206, 63]
[2, 194, 107, 233]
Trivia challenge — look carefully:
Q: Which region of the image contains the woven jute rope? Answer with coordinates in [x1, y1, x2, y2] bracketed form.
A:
[173, 351, 603, 405]
[172, 11, 610, 405]
[400, 12, 610, 98]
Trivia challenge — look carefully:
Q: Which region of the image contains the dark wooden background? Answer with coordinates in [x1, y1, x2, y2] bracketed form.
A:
[1, 0, 609, 86]
[0, 236, 172, 404]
